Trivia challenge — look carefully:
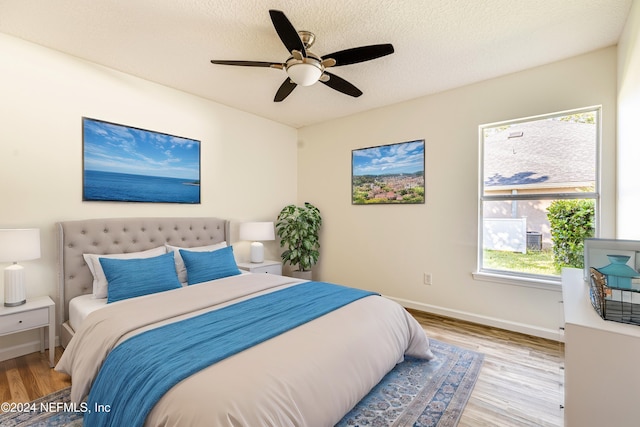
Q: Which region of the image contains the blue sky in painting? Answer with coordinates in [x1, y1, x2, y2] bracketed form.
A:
[352, 140, 424, 176]
[83, 118, 200, 180]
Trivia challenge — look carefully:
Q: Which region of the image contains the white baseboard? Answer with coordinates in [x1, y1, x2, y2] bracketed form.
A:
[0, 336, 60, 363]
[388, 296, 564, 342]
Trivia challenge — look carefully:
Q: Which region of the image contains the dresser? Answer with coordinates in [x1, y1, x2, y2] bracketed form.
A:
[0, 296, 55, 367]
[561, 268, 640, 427]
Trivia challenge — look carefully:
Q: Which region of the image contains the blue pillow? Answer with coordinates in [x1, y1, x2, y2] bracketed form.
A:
[179, 246, 242, 285]
[100, 252, 181, 303]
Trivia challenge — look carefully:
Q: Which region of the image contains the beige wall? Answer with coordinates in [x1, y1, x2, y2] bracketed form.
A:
[298, 47, 618, 339]
[0, 34, 298, 356]
[618, 0, 640, 238]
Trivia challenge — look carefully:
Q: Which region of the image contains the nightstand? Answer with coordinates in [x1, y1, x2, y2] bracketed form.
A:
[0, 296, 55, 367]
[237, 260, 282, 275]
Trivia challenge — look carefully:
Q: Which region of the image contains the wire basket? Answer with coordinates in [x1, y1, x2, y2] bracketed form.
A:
[589, 267, 640, 326]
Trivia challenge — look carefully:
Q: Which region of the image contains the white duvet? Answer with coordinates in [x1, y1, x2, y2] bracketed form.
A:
[56, 273, 433, 426]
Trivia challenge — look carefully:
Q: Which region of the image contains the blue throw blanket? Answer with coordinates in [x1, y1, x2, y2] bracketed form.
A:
[84, 281, 377, 427]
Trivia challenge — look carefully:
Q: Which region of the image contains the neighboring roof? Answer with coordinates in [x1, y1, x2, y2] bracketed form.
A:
[483, 119, 596, 188]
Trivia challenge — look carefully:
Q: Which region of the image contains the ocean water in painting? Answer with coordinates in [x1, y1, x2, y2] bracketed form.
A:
[84, 170, 200, 204]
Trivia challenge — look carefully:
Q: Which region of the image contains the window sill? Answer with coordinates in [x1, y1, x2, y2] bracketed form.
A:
[472, 271, 561, 291]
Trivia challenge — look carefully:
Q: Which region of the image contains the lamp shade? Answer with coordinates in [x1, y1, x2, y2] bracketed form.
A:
[239, 222, 275, 242]
[0, 229, 41, 262]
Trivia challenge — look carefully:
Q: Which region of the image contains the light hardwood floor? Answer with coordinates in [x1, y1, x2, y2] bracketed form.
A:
[0, 346, 70, 405]
[408, 310, 564, 427]
[1, 311, 564, 426]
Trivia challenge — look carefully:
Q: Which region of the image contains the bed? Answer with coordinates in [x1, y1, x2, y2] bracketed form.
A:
[55, 217, 433, 426]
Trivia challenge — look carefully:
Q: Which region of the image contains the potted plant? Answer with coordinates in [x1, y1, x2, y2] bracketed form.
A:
[276, 202, 322, 279]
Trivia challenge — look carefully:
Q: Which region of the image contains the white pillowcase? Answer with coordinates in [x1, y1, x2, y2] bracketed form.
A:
[83, 246, 167, 299]
[165, 242, 228, 285]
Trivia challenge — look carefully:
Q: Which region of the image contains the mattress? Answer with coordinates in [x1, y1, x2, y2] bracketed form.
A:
[57, 273, 433, 426]
[68, 294, 107, 332]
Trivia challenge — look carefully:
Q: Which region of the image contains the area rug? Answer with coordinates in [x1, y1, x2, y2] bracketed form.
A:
[0, 339, 482, 427]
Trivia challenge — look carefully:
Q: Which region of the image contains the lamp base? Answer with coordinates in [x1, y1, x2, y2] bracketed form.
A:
[4, 299, 26, 307]
[4, 264, 26, 307]
[250, 242, 265, 263]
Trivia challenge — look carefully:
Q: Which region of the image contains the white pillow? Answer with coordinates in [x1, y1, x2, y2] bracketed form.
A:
[83, 246, 167, 299]
[165, 242, 227, 285]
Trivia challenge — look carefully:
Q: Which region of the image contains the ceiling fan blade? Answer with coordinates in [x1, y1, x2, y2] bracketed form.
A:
[274, 78, 297, 102]
[210, 60, 283, 69]
[269, 9, 306, 57]
[324, 44, 394, 67]
[321, 72, 363, 97]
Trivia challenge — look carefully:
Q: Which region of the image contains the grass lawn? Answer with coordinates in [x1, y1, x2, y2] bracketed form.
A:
[483, 249, 560, 276]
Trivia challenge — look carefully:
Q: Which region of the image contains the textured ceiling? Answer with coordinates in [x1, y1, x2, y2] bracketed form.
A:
[0, 0, 632, 128]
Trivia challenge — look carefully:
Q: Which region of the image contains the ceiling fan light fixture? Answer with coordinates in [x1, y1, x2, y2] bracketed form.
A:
[286, 62, 323, 86]
[210, 10, 395, 101]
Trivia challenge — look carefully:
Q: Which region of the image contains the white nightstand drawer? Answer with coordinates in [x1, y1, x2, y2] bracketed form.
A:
[0, 296, 56, 367]
[237, 260, 282, 275]
[0, 306, 48, 335]
[251, 264, 282, 274]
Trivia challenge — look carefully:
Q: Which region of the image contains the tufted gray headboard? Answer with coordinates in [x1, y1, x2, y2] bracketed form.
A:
[56, 217, 230, 346]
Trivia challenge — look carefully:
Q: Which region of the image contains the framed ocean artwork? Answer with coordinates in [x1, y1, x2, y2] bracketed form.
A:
[82, 117, 201, 204]
[352, 139, 425, 205]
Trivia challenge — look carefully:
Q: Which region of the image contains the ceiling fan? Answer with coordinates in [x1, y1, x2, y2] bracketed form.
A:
[210, 9, 394, 102]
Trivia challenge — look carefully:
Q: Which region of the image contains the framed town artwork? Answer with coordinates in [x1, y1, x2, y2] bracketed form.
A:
[82, 117, 201, 204]
[352, 139, 425, 205]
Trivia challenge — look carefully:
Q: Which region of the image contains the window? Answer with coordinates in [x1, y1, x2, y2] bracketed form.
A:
[478, 107, 599, 282]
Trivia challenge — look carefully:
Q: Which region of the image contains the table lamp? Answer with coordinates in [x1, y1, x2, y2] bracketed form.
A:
[0, 228, 41, 307]
[239, 222, 275, 263]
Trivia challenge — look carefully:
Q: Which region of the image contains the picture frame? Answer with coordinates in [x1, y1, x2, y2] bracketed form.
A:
[351, 139, 425, 205]
[82, 117, 201, 204]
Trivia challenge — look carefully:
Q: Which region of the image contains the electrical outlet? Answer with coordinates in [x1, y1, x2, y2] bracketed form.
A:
[423, 273, 432, 285]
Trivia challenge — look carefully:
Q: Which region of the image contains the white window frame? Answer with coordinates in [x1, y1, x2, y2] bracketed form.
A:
[474, 106, 601, 288]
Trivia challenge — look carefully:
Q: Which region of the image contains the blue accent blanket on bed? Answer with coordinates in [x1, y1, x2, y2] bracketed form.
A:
[84, 281, 377, 427]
